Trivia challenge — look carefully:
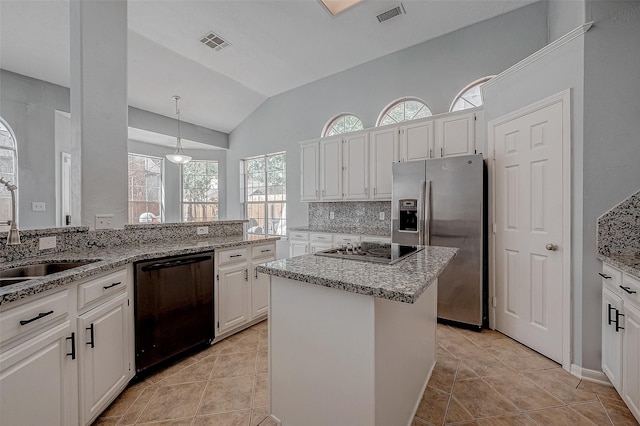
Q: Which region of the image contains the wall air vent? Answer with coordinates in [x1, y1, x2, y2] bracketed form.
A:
[200, 31, 231, 51]
[376, 3, 405, 23]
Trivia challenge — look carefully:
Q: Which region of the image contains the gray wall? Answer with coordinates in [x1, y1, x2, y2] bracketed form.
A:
[548, 0, 586, 42]
[226, 2, 550, 233]
[581, 0, 640, 370]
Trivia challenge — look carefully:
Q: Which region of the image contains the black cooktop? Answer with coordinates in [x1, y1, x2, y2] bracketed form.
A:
[314, 242, 423, 265]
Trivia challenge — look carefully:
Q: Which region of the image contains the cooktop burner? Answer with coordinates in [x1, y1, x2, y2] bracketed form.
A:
[314, 242, 423, 265]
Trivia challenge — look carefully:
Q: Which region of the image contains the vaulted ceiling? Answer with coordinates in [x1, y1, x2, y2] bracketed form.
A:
[0, 0, 535, 134]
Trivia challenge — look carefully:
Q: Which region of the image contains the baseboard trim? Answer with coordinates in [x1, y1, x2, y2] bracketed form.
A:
[570, 364, 612, 386]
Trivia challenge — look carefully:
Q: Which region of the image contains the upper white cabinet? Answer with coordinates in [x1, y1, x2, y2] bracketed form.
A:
[369, 127, 399, 200]
[434, 110, 476, 158]
[343, 132, 369, 200]
[399, 120, 434, 162]
[300, 140, 320, 201]
[320, 137, 343, 201]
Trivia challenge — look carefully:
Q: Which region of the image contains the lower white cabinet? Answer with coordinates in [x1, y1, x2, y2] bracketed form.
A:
[289, 231, 391, 256]
[623, 295, 640, 420]
[602, 286, 624, 391]
[216, 243, 276, 337]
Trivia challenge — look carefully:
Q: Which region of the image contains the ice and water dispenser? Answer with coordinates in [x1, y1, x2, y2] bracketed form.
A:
[398, 199, 419, 232]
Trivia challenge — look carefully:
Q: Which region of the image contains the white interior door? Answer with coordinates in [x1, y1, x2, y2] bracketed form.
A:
[493, 99, 566, 363]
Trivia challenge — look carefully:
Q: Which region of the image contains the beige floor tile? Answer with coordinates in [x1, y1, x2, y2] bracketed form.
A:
[428, 357, 460, 393]
[599, 395, 630, 409]
[211, 352, 257, 378]
[458, 350, 516, 377]
[136, 382, 207, 423]
[452, 378, 519, 418]
[198, 375, 254, 416]
[118, 386, 160, 425]
[99, 381, 148, 418]
[192, 410, 251, 426]
[136, 418, 194, 426]
[161, 355, 218, 386]
[258, 330, 269, 350]
[415, 385, 450, 425]
[411, 417, 431, 426]
[483, 373, 563, 411]
[250, 407, 271, 426]
[569, 401, 614, 425]
[526, 405, 598, 425]
[256, 350, 268, 374]
[600, 399, 639, 426]
[146, 358, 198, 384]
[456, 363, 480, 381]
[437, 343, 458, 361]
[445, 396, 474, 424]
[252, 374, 269, 408]
[498, 353, 560, 371]
[521, 368, 597, 404]
[219, 333, 259, 355]
[91, 417, 122, 425]
[256, 417, 279, 426]
[578, 380, 624, 401]
[476, 414, 538, 425]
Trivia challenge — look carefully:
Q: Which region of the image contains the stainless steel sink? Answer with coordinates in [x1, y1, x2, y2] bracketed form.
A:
[0, 260, 99, 287]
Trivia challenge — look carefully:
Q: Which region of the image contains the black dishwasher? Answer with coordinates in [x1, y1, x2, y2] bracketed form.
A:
[134, 252, 214, 374]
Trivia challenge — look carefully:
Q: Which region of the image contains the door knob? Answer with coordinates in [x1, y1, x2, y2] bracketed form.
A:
[545, 243, 559, 251]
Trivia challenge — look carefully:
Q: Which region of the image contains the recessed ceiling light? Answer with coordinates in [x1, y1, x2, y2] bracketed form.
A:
[319, 0, 364, 16]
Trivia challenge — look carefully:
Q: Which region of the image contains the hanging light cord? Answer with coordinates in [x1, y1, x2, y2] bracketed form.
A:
[174, 95, 183, 153]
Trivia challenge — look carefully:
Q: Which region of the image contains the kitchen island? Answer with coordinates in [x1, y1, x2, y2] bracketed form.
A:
[257, 245, 457, 426]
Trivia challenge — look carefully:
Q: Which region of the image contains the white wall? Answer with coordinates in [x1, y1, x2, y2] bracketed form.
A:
[226, 2, 549, 231]
[548, 0, 586, 42]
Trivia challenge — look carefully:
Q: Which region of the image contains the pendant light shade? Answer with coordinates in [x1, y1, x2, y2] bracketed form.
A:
[166, 95, 192, 164]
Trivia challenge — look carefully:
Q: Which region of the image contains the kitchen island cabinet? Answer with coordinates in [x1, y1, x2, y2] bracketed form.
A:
[257, 245, 457, 426]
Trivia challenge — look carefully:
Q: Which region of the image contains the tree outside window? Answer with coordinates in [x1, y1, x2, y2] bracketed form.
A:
[128, 154, 164, 224]
[0, 119, 17, 232]
[181, 161, 218, 222]
[243, 152, 286, 236]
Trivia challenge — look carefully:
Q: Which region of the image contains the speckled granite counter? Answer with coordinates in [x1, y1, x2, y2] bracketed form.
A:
[288, 226, 391, 237]
[0, 234, 278, 306]
[256, 245, 457, 303]
[596, 253, 640, 278]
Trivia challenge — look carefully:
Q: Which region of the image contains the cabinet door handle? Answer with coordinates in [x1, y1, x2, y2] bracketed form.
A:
[230, 254, 243, 258]
[255, 267, 258, 279]
[86, 323, 95, 348]
[245, 269, 249, 281]
[620, 285, 637, 295]
[374, 188, 377, 196]
[19, 310, 54, 326]
[441, 147, 444, 157]
[608, 303, 616, 325]
[103, 281, 121, 290]
[429, 149, 433, 158]
[66, 332, 76, 360]
[599, 272, 612, 279]
[616, 310, 625, 332]
[261, 249, 271, 253]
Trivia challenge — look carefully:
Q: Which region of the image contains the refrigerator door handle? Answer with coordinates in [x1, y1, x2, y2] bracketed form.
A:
[425, 180, 432, 245]
[418, 180, 426, 245]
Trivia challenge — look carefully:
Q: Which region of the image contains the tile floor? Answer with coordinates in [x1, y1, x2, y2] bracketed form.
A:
[94, 320, 638, 426]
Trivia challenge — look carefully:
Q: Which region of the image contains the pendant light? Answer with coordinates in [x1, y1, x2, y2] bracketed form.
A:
[166, 95, 192, 164]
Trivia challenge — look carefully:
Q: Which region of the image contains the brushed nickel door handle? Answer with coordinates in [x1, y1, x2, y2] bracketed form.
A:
[545, 243, 559, 251]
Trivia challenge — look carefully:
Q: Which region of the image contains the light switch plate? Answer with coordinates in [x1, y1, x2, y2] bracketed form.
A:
[32, 202, 46, 212]
[95, 214, 114, 230]
[39, 236, 56, 250]
[197, 226, 209, 235]
[379, 212, 385, 220]
[330, 211, 335, 220]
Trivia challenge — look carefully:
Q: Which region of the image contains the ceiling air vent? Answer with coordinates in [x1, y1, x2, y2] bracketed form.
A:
[200, 31, 231, 51]
[376, 3, 405, 23]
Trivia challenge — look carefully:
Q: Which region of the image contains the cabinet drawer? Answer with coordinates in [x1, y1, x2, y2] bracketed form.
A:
[77, 268, 127, 312]
[0, 289, 69, 345]
[252, 243, 276, 260]
[361, 236, 391, 244]
[310, 233, 332, 243]
[218, 247, 249, 266]
[621, 273, 640, 308]
[334, 234, 360, 245]
[289, 232, 310, 241]
[602, 264, 623, 294]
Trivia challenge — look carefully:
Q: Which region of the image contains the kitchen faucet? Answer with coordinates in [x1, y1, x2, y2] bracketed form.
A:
[0, 177, 20, 245]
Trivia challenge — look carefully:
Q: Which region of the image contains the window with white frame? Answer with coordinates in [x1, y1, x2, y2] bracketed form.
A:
[450, 76, 494, 112]
[0, 118, 17, 232]
[377, 98, 432, 126]
[323, 114, 364, 137]
[181, 160, 219, 222]
[128, 154, 164, 224]
[242, 152, 286, 236]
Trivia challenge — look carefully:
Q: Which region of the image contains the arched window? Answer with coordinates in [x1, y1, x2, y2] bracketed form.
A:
[450, 76, 495, 112]
[322, 114, 364, 137]
[377, 98, 432, 126]
[0, 117, 18, 231]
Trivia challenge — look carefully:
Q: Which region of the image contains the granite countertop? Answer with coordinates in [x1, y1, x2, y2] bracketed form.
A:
[597, 253, 640, 278]
[256, 245, 457, 304]
[288, 226, 391, 237]
[0, 234, 279, 306]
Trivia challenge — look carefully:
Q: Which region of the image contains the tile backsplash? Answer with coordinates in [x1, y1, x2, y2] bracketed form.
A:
[597, 189, 640, 256]
[308, 201, 391, 233]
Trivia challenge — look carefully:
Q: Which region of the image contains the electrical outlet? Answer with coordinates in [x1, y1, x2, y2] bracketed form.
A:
[39, 236, 56, 250]
[197, 226, 209, 235]
[32, 202, 46, 212]
[330, 211, 335, 220]
[95, 214, 114, 230]
[379, 212, 385, 220]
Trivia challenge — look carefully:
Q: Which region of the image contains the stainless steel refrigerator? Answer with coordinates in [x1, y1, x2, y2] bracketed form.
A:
[392, 154, 487, 329]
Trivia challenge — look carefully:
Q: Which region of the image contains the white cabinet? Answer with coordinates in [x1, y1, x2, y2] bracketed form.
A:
[0, 319, 76, 426]
[602, 286, 624, 391]
[434, 110, 476, 158]
[217, 248, 250, 335]
[77, 291, 131, 426]
[623, 302, 640, 419]
[399, 120, 434, 162]
[342, 132, 369, 200]
[320, 138, 343, 200]
[300, 140, 320, 201]
[310, 232, 334, 253]
[369, 127, 398, 200]
[251, 243, 276, 319]
[289, 231, 310, 257]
